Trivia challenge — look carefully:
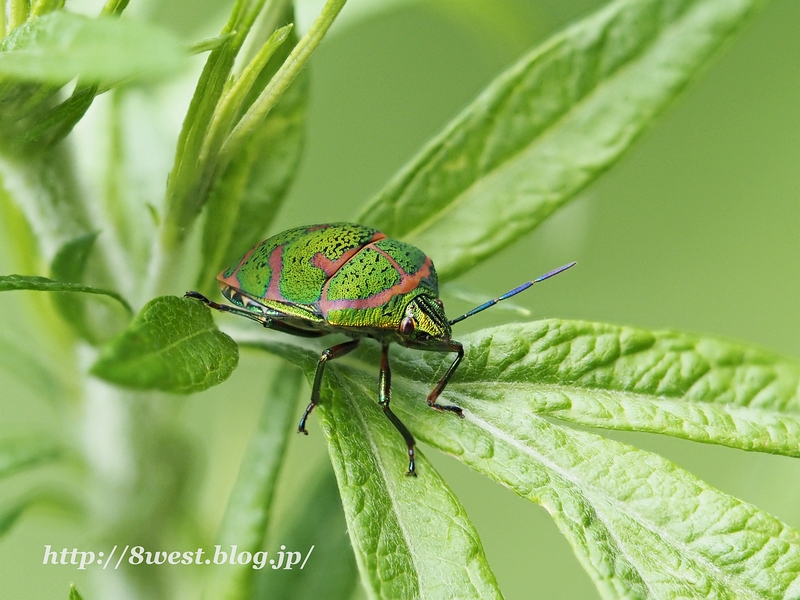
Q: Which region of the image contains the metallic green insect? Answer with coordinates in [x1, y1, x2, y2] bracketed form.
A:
[186, 223, 574, 476]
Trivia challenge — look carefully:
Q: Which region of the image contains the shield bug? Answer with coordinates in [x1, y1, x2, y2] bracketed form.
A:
[186, 223, 574, 476]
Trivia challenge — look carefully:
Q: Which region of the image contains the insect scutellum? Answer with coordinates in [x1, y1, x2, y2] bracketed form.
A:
[186, 223, 575, 476]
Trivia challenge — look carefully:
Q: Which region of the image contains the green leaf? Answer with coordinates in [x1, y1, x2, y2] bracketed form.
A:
[14, 1, 131, 149]
[68, 583, 84, 600]
[50, 231, 97, 284]
[0, 500, 29, 539]
[0, 437, 62, 479]
[0, 12, 185, 84]
[393, 366, 800, 598]
[355, 0, 765, 281]
[0, 274, 132, 314]
[50, 231, 101, 343]
[317, 369, 503, 600]
[217, 64, 305, 256]
[91, 296, 238, 394]
[195, 23, 297, 290]
[19, 83, 99, 150]
[392, 320, 800, 458]
[205, 366, 301, 600]
[253, 468, 359, 600]
[242, 320, 800, 598]
[158, 0, 343, 283]
[241, 338, 502, 598]
[396, 391, 800, 598]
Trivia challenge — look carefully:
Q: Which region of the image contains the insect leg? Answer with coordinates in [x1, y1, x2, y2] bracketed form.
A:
[185, 291, 325, 338]
[299, 338, 361, 435]
[184, 291, 268, 326]
[425, 342, 465, 418]
[379, 343, 417, 477]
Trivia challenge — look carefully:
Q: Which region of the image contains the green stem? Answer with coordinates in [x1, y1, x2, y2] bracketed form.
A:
[202, 25, 293, 185]
[219, 0, 347, 168]
[100, 0, 129, 16]
[188, 33, 236, 55]
[30, 0, 64, 18]
[161, 0, 269, 235]
[8, 0, 30, 31]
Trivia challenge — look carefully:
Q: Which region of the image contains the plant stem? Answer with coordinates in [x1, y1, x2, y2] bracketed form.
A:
[30, 0, 64, 18]
[202, 24, 293, 179]
[7, 0, 29, 31]
[219, 0, 347, 168]
[151, 0, 345, 298]
[159, 0, 268, 250]
[100, 0, 129, 16]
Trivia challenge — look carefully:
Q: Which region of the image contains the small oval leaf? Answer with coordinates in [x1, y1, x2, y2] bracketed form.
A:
[91, 296, 238, 394]
[50, 231, 102, 343]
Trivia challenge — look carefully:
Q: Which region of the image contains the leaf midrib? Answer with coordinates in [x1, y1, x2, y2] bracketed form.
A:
[449, 380, 800, 418]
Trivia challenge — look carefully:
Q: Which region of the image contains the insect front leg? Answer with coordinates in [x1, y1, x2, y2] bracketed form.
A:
[185, 291, 326, 338]
[425, 342, 465, 418]
[379, 343, 417, 476]
[299, 338, 361, 435]
[185, 291, 269, 326]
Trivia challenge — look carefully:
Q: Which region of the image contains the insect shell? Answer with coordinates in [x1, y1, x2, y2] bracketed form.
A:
[186, 222, 575, 476]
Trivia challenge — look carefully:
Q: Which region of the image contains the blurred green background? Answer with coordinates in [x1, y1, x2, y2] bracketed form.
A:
[1, 0, 799, 597]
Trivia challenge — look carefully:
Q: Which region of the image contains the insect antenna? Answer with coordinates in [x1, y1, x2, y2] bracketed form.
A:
[448, 261, 577, 326]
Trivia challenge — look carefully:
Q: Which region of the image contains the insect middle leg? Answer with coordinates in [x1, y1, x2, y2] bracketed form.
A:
[299, 338, 361, 435]
[379, 343, 417, 476]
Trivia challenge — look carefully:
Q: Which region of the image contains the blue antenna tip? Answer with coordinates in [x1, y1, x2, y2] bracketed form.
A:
[533, 261, 577, 283]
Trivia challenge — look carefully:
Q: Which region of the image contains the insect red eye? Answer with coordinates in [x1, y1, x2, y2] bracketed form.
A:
[400, 317, 416, 335]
